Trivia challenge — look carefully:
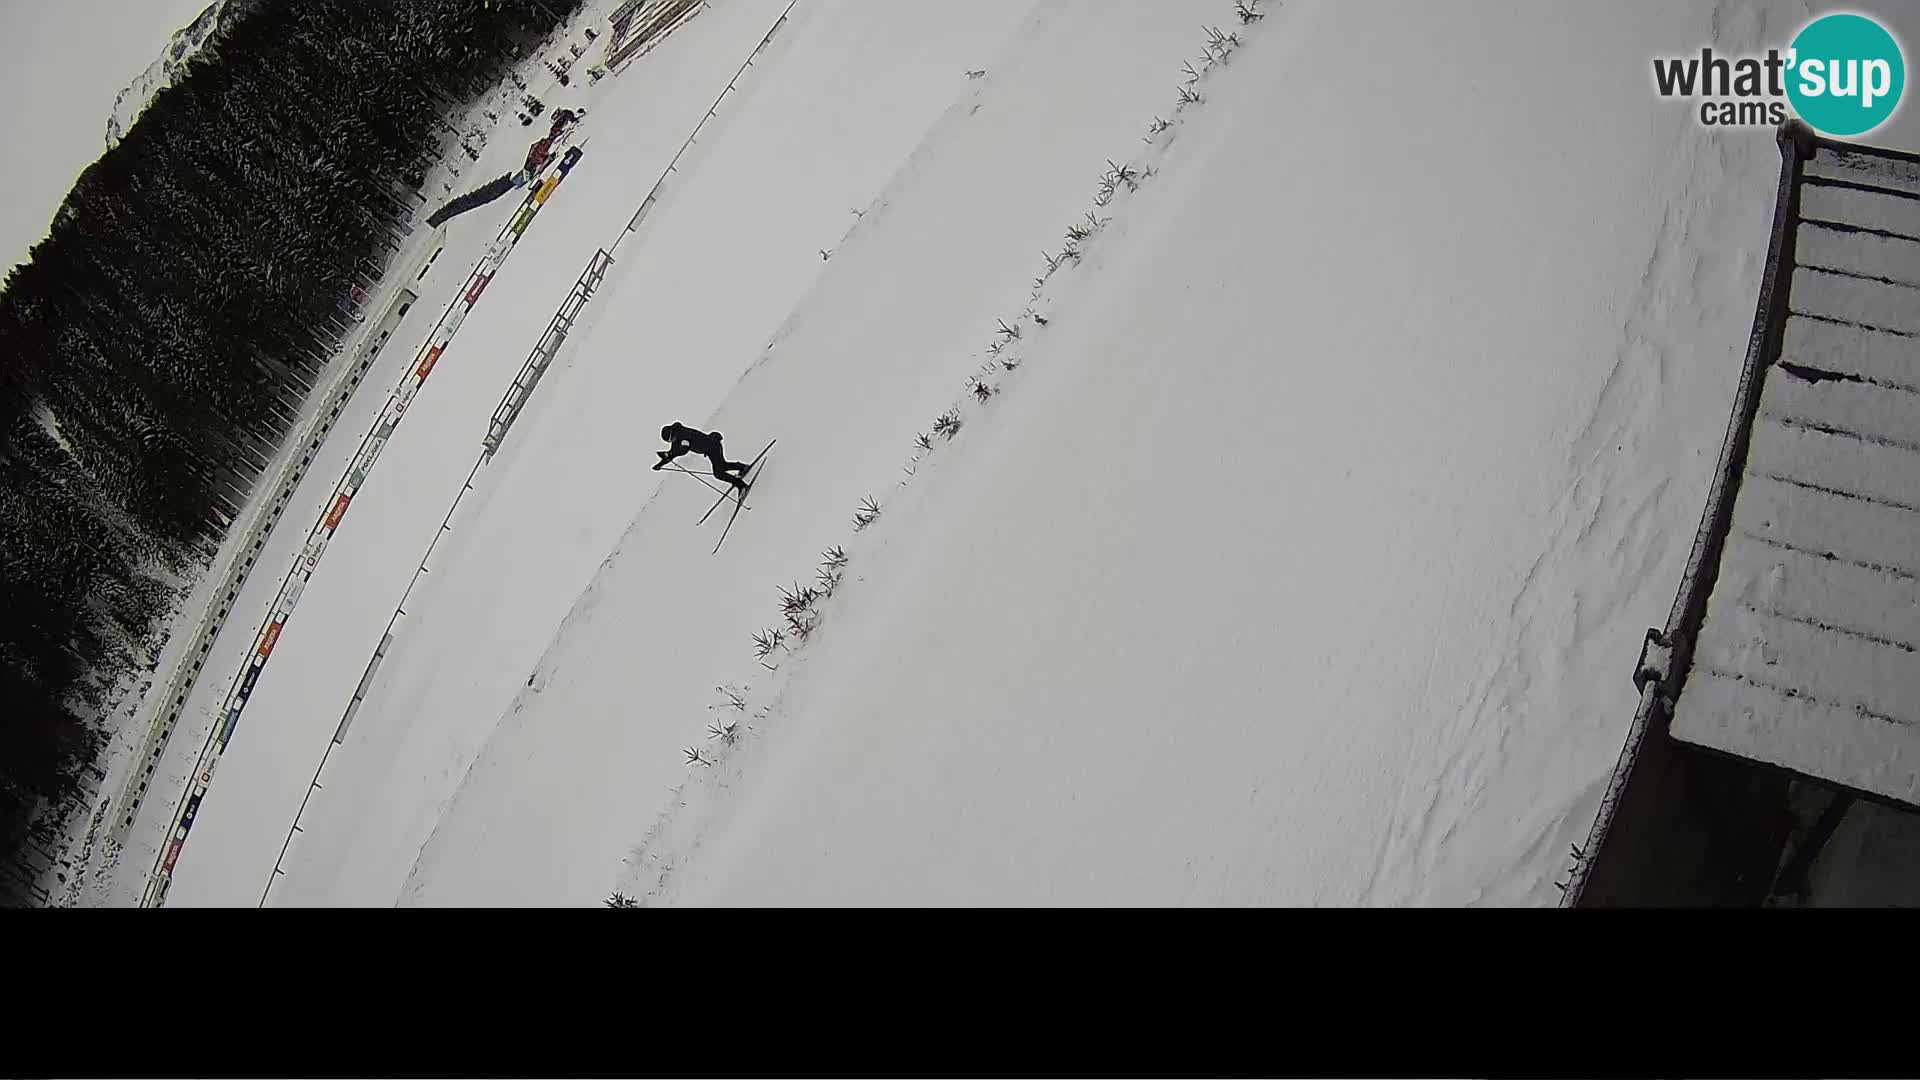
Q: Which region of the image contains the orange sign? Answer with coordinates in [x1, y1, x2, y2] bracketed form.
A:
[415, 344, 444, 379]
[258, 621, 283, 658]
[324, 493, 352, 531]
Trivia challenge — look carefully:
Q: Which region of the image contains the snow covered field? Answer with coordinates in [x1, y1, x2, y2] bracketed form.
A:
[126, 0, 1920, 907]
[603, 0, 1791, 907]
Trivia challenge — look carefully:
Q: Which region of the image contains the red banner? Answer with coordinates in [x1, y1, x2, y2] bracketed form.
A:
[162, 837, 184, 873]
[258, 621, 283, 658]
[465, 273, 493, 305]
[415, 344, 444, 380]
[324, 493, 352, 531]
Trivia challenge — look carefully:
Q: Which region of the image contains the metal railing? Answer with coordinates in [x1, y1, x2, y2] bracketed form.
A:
[484, 248, 615, 456]
[1558, 121, 1813, 907]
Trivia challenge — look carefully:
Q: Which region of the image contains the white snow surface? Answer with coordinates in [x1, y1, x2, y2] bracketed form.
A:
[599, 0, 1786, 907]
[148, 0, 1920, 907]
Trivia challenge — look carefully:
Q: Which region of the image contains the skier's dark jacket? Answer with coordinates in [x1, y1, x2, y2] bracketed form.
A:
[661, 422, 723, 456]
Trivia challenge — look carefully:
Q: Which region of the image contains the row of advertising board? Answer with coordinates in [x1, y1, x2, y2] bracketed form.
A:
[145, 147, 588, 903]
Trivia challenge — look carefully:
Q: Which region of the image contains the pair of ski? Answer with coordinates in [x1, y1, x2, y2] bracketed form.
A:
[681, 439, 774, 554]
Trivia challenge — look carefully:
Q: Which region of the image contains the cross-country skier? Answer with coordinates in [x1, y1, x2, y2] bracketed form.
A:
[654, 423, 751, 491]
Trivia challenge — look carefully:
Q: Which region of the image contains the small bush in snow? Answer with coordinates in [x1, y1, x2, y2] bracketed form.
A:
[684, 747, 713, 767]
[971, 379, 998, 404]
[1042, 250, 1067, 274]
[1096, 160, 1140, 203]
[786, 609, 821, 644]
[714, 685, 748, 711]
[914, 431, 935, 453]
[1147, 116, 1172, 138]
[780, 582, 821, 617]
[605, 892, 639, 908]
[1001, 356, 1022, 372]
[1177, 85, 1204, 106]
[752, 627, 785, 658]
[816, 565, 843, 596]
[1205, 26, 1242, 62]
[1182, 60, 1205, 85]
[933, 409, 964, 441]
[853, 495, 884, 530]
[707, 719, 741, 746]
[996, 318, 1022, 342]
[822, 545, 849, 569]
[1235, 1, 1265, 25]
[1033, 313, 1049, 326]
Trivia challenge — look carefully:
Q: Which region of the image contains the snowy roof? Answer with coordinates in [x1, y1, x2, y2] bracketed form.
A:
[1670, 143, 1920, 808]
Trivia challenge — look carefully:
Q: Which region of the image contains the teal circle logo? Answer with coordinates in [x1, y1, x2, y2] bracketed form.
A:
[1787, 13, 1905, 137]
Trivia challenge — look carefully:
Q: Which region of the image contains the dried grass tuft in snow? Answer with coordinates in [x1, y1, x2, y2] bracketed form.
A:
[751, 627, 785, 659]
